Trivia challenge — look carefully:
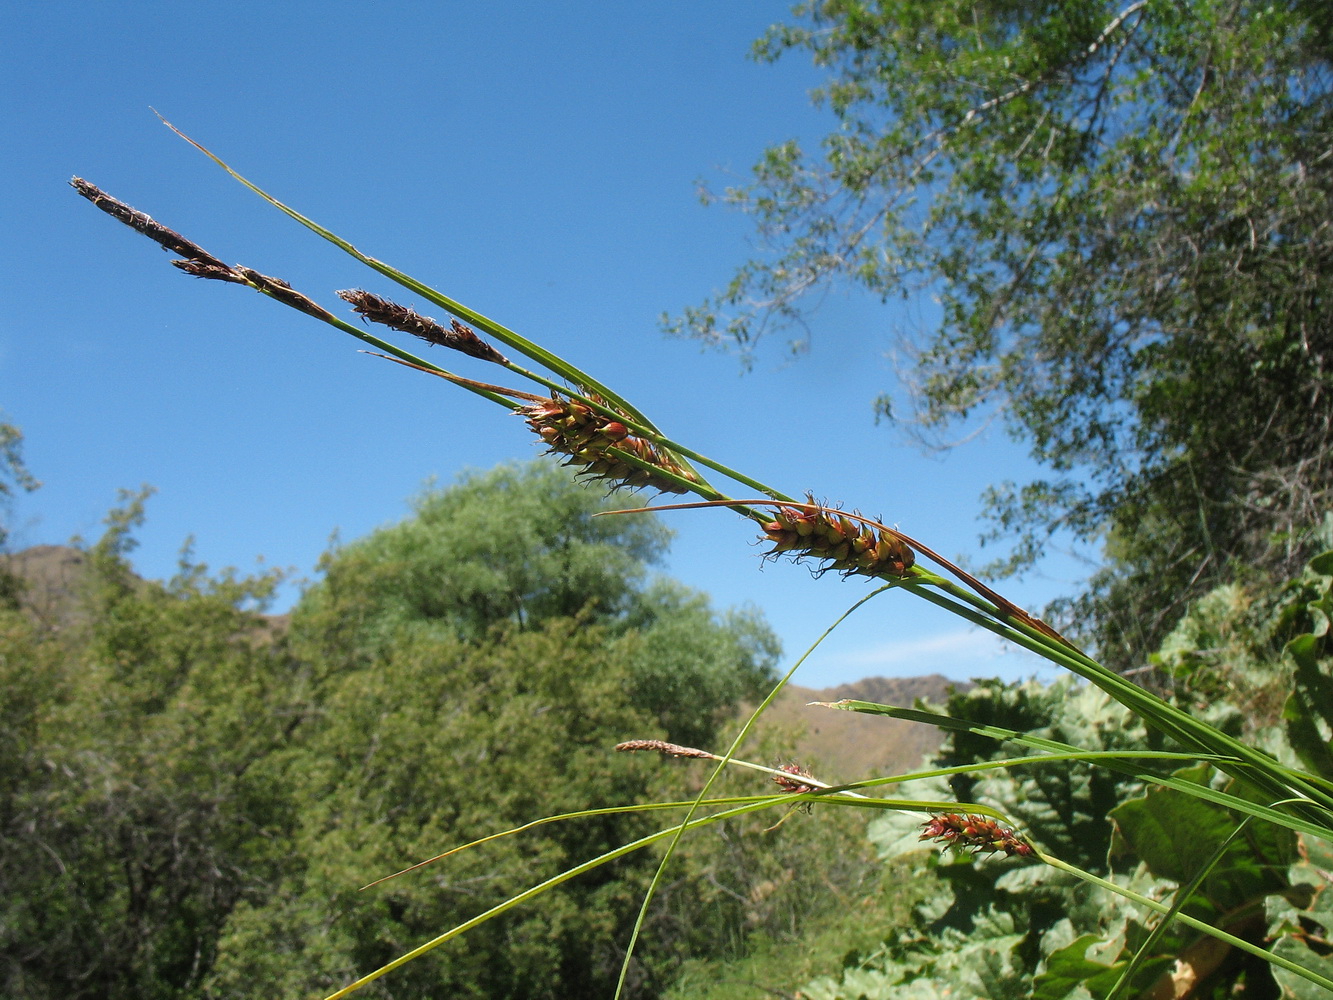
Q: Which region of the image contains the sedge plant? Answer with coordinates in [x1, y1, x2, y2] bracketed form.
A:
[71, 119, 1333, 999]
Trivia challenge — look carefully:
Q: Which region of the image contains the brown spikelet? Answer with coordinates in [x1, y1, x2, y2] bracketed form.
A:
[173, 261, 333, 317]
[337, 290, 509, 364]
[172, 260, 249, 284]
[72, 179, 340, 322]
[237, 267, 337, 322]
[919, 813, 1034, 858]
[71, 177, 232, 271]
[614, 740, 714, 760]
[760, 496, 915, 579]
[772, 762, 818, 795]
[520, 393, 698, 495]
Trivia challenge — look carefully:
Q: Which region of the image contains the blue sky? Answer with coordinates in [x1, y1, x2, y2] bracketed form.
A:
[5, 2, 1081, 688]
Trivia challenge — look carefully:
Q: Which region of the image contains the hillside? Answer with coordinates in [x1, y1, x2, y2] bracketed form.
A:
[752, 674, 963, 783]
[2, 543, 91, 627]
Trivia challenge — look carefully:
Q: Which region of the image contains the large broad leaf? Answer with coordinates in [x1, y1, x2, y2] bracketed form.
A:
[1031, 934, 1114, 1000]
[1307, 551, 1333, 588]
[1032, 934, 1172, 1000]
[1270, 834, 1333, 999]
[1283, 558, 1333, 780]
[1270, 938, 1333, 1000]
[1109, 764, 1293, 915]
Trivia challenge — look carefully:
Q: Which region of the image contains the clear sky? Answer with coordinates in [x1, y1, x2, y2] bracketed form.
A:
[5, 2, 1079, 688]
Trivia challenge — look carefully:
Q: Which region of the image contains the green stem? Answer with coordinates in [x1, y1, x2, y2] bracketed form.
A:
[324, 797, 783, 1000]
[902, 582, 1333, 819]
[828, 703, 1333, 840]
[1039, 851, 1333, 993]
[612, 584, 894, 1000]
[1104, 817, 1254, 1000]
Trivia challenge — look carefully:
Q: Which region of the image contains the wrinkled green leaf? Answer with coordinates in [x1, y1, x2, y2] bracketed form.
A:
[1284, 630, 1333, 781]
[1110, 764, 1293, 914]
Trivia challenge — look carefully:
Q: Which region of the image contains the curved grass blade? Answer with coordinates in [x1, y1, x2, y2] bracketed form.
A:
[362, 745, 885, 891]
[153, 116, 803, 502]
[612, 583, 894, 998]
[360, 795, 774, 891]
[1103, 816, 1256, 1000]
[323, 798, 776, 999]
[901, 584, 1333, 819]
[827, 700, 1333, 841]
[326, 787, 970, 1000]
[1039, 850, 1333, 994]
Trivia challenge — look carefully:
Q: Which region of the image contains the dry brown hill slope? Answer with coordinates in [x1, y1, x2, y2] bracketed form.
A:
[750, 674, 968, 784]
[1, 543, 91, 627]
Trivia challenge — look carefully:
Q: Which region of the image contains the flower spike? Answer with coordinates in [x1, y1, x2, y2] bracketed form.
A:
[920, 813, 1034, 858]
[761, 496, 915, 578]
[520, 393, 698, 495]
[338, 289, 509, 364]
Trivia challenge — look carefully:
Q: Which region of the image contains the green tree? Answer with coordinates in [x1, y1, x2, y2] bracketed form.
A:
[0, 419, 39, 548]
[207, 461, 782, 998]
[209, 620, 677, 999]
[0, 492, 295, 1000]
[1, 465, 784, 999]
[293, 461, 779, 746]
[0, 418, 40, 604]
[0, 466, 783, 997]
[671, 0, 1333, 667]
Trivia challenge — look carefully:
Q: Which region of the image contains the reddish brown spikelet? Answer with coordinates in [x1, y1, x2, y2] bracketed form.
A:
[919, 813, 1034, 858]
[337, 289, 509, 364]
[614, 739, 713, 760]
[772, 762, 818, 795]
[760, 497, 915, 579]
[519, 393, 698, 495]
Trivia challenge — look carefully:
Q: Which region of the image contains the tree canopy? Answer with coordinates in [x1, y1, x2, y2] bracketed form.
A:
[1, 463, 789, 999]
[1, 492, 292, 1000]
[0, 418, 39, 605]
[293, 461, 780, 746]
[671, 0, 1333, 666]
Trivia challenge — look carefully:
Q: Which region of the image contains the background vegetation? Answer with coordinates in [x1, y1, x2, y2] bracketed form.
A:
[670, 0, 1333, 672]
[0, 465, 879, 999]
[7, 0, 1332, 997]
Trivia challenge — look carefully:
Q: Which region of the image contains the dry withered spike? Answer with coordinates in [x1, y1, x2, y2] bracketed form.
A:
[446, 318, 510, 365]
[236, 267, 336, 323]
[614, 739, 714, 760]
[70, 177, 231, 271]
[171, 259, 248, 284]
[72, 178, 340, 325]
[337, 289, 509, 365]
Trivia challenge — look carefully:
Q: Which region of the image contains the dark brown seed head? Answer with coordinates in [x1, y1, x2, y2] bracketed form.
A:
[71, 177, 231, 270]
[240, 268, 336, 322]
[171, 259, 248, 284]
[337, 289, 509, 364]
